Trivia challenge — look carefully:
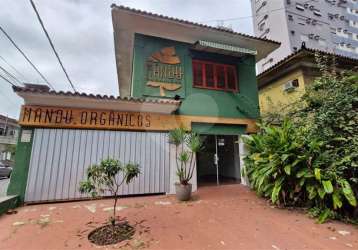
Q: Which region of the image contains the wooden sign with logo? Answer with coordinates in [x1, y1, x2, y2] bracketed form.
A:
[146, 46, 183, 96]
[18, 105, 258, 133]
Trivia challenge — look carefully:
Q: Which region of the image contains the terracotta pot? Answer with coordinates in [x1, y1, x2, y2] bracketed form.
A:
[175, 183, 192, 201]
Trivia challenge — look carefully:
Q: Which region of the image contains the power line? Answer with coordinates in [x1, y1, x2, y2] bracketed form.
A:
[0, 55, 28, 82]
[202, 0, 317, 24]
[201, 7, 285, 23]
[0, 64, 22, 85]
[0, 25, 55, 90]
[0, 73, 17, 87]
[29, 0, 77, 92]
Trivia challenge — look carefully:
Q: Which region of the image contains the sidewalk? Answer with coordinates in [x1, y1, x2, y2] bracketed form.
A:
[0, 184, 357, 250]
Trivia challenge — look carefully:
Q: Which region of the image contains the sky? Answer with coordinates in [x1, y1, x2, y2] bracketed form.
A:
[0, 0, 254, 119]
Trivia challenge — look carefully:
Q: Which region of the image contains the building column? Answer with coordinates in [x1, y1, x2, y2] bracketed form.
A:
[239, 135, 250, 187]
[7, 128, 34, 204]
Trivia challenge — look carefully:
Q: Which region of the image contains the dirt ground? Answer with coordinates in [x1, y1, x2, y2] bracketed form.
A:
[0, 184, 357, 250]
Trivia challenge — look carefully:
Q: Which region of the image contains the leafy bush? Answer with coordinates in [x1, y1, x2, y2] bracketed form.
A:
[79, 159, 140, 225]
[245, 120, 356, 222]
[245, 64, 358, 223]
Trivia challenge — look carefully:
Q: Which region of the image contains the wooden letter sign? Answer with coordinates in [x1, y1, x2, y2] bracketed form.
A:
[19, 105, 188, 131]
[146, 46, 183, 96]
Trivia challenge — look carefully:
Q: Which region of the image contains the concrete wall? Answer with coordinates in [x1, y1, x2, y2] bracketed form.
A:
[0, 179, 10, 197]
[259, 69, 306, 114]
[251, 0, 292, 73]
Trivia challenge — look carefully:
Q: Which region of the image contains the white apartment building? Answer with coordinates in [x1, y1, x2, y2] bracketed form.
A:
[251, 0, 358, 73]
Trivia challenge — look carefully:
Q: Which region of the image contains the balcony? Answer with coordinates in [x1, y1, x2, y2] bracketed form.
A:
[0, 136, 17, 145]
[334, 48, 358, 58]
[347, 25, 358, 34]
[333, 34, 358, 47]
[347, 13, 358, 22]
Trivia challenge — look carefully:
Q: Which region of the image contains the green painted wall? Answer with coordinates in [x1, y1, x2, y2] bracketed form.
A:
[133, 34, 260, 134]
[7, 128, 34, 204]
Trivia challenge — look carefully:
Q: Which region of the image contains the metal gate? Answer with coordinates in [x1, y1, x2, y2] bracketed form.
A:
[25, 129, 171, 202]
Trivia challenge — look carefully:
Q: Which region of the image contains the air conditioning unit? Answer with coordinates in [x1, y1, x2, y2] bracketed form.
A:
[283, 80, 298, 92]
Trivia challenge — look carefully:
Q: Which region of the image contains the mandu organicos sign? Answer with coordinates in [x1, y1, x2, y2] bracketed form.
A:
[19, 105, 185, 131]
[18, 106, 258, 132]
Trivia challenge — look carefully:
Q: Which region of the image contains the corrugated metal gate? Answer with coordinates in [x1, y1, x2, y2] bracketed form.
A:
[25, 128, 171, 203]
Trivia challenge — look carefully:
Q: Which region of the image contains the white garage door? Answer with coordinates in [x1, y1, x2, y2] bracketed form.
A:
[25, 129, 172, 202]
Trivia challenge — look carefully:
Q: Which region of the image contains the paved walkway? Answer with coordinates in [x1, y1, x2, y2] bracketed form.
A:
[0, 184, 357, 250]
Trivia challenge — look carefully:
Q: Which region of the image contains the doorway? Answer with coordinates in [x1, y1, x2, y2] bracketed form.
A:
[197, 135, 241, 186]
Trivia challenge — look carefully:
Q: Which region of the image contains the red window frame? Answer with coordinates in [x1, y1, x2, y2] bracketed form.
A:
[192, 59, 239, 92]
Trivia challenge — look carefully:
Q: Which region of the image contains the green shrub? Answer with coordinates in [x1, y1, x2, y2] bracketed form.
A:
[244, 120, 356, 223]
[247, 55, 358, 223]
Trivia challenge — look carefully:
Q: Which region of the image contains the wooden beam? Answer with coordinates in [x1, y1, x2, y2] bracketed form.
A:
[18, 105, 257, 133]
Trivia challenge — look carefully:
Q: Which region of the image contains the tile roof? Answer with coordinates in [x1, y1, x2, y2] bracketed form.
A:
[111, 4, 280, 45]
[12, 86, 181, 105]
[258, 47, 358, 78]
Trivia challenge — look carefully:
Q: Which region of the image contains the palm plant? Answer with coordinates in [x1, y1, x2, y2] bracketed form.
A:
[169, 128, 202, 185]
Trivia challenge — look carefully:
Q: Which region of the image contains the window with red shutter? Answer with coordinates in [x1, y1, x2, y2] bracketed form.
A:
[193, 61, 203, 86]
[192, 60, 238, 92]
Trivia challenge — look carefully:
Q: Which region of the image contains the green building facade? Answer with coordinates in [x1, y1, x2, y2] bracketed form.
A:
[131, 34, 260, 136]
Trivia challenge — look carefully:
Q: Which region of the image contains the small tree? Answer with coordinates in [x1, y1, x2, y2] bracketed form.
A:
[79, 159, 140, 225]
[169, 128, 202, 185]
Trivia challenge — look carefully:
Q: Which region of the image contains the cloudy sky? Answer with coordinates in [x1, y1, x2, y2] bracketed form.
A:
[0, 0, 253, 119]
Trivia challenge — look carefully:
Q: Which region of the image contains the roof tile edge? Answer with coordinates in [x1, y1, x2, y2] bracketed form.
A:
[110, 4, 280, 45]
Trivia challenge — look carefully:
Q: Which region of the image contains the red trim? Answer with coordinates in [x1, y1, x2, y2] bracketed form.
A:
[192, 59, 238, 92]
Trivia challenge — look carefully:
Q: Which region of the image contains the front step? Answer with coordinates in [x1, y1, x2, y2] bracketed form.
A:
[0, 195, 18, 215]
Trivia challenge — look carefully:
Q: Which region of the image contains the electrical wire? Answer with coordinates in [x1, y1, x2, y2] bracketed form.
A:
[0, 55, 28, 82]
[201, 7, 285, 23]
[0, 73, 17, 87]
[201, 0, 317, 24]
[29, 0, 77, 92]
[0, 64, 22, 85]
[0, 26, 55, 90]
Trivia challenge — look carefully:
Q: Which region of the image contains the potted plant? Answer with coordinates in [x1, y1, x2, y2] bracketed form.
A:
[169, 128, 202, 201]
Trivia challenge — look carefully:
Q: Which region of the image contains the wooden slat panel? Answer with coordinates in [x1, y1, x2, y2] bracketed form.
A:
[19, 105, 258, 133]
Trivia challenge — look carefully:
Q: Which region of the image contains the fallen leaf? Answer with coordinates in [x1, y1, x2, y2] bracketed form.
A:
[154, 201, 171, 206]
[338, 230, 351, 236]
[38, 217, 50, 225]
[272, 245, 280, 250]
[102, 206, 127, 212]
[12, 221, 25, 226]
[84, 204, 96, 213]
